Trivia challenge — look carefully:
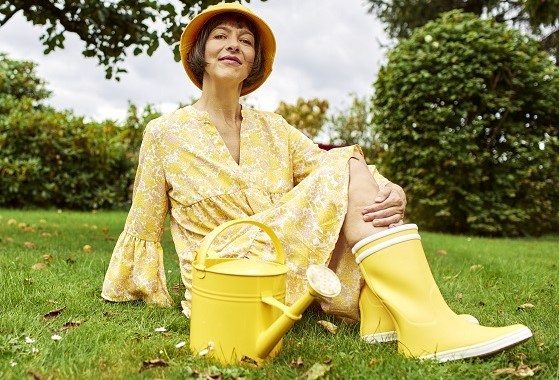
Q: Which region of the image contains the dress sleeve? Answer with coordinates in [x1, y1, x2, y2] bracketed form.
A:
[101, 122, 172, 307]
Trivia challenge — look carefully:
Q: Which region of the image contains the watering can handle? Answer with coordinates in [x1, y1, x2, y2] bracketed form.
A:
[195, 219, 286, 267]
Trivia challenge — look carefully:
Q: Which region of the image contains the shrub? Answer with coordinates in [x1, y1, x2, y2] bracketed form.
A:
[372, 11, 559, 236]
[0, 97, 134, 209]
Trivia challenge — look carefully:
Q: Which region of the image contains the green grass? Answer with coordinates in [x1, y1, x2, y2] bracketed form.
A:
[0, 209, 557, 379]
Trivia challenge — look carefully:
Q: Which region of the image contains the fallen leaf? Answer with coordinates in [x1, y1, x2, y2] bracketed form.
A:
[317, 320, 338, 334]
[43, 307, 65, 320]
[436, 249, 448, 256]
[469, 264, 483, 272]
[297, 360, 333, 380]
[140, 358, 168, 372]
[7, 218, 17, 225]
[154, 327, 167, 332]
[457, 293, 463, 301]
[31, 263, 47, 270]
[82, 245, 93, 253]
[41, 232, 52, 237]
[491, 364, 541, 378]
[65, 257, 76, 264]
[290, 356, 305, 368]
[60, 320, 83, 332]
[101, 227, 109, 234]
[241, 355, 258, 365]
[5, 237, 14, 243]
[517, 303, 535, 310]
[42, 255, 54, 263]
[26, 370, 46, 380]
[369, 358, 381, 367]
[51, 334, 62, 341]
[175, 341, 186, 349]
[24, 241, 36, 249]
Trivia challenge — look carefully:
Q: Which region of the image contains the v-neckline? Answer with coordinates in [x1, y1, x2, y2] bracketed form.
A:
[189, 105, 247, 167]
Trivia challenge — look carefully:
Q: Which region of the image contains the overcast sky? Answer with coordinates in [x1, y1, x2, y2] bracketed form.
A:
[0, 0, 391, 122]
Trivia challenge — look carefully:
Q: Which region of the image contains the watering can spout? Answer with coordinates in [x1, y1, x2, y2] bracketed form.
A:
[256, 264, 341, 359]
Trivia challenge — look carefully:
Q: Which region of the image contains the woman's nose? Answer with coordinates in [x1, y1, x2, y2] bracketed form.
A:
[227, 40, 240, 52]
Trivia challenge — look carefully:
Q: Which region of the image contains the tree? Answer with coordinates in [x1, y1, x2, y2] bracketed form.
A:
[0, 0, 265, 80]
[366, 0, 559, 61]
[275, 97, 329, 140]
[372, 11, 559, 236]
[325, 94, 381, 162]
[0, 52, 50, 104]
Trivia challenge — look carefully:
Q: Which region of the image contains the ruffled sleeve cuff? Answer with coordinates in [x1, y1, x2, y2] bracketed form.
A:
[101, 231, 172, 307]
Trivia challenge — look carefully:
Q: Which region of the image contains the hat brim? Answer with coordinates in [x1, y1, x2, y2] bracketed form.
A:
[179, 3, 276, 96]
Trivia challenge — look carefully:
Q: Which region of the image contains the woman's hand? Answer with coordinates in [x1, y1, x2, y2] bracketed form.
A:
[362, 183, 407, 228]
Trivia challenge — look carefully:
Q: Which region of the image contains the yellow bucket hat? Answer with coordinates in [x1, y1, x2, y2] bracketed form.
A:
[180, 2, 276, 96]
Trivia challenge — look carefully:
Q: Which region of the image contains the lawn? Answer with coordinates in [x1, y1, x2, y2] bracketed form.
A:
[0, 209, 557, 379]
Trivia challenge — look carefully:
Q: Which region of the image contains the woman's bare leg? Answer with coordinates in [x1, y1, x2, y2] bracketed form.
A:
[341, 155, 388, 249]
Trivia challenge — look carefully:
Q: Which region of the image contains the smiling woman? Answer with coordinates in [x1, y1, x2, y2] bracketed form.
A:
[100, 2, 530, 365]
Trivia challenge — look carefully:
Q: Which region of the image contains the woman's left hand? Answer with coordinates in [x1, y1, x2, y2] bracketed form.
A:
[362, 183, 407, 228]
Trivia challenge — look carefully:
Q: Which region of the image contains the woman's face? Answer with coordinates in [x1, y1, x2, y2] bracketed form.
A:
[203, 18, 256, 90]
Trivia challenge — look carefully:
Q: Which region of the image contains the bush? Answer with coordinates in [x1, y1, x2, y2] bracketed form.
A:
[0, 97, 134, 209]
[372, 11, 559, 236]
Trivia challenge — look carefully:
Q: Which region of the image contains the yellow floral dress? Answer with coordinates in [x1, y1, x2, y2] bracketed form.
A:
[101, 105, 389, 321]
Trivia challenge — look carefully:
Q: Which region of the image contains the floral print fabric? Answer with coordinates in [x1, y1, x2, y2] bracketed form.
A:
[101, 106, 389, 321]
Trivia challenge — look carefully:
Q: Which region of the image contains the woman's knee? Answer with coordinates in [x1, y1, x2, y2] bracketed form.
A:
[348, 158, 379, 195]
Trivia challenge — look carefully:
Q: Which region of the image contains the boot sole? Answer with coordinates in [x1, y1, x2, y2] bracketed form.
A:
[418, 326, 532, 363]
[362, 315, 480, 344]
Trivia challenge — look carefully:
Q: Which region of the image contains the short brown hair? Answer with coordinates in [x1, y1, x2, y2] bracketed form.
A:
[187, 13, 264, 92]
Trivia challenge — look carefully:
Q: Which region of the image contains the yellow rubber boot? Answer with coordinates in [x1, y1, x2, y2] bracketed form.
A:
[353, 224, 532, 362]
[360, 285, 479, 344]
[360, 285, 397, 343]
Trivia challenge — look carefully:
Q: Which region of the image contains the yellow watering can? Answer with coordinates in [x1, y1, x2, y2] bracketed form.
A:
[190, 219, 342, 364]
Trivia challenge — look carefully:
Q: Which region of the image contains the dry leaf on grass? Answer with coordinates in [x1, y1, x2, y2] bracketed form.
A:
[469, 264, 484, 272]
[43, 307, 65, 321]
[60, 320, 83, 332]
[290, 356, 305, 368]
[26, 370, 51, 380]
[517, 303, 535, 310]
[491, 364, 542, 377]
[140, 358, 168, 372]
[82, 245, 93, 253]
[436, 249, 448, 256]
[240, 355, 258, 365]
[317, 320, 338, 334]
[31, 263, 47, 270]
[297, 360, 333, 380]
[24, 241, 36, 249]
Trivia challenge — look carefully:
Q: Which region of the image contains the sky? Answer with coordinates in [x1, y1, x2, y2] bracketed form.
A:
[0, 0, 391, 122]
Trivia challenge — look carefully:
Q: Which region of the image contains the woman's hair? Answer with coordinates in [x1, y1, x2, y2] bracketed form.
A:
[187, 12, 264, 91]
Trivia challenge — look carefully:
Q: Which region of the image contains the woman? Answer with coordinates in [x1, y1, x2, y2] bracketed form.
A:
[102, 3, 531, 362]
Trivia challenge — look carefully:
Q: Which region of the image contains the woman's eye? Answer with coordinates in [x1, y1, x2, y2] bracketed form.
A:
[241, 38, 253, 45]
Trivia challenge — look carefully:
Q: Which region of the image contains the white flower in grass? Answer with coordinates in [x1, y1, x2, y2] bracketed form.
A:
[175, 341, 186, 348]
[25, 337, 36, 344]
[51, 334, 62, 341]
[424, 35, 433, 43]
[154, 327, 167, 332]
[10, 361, 17, 367]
